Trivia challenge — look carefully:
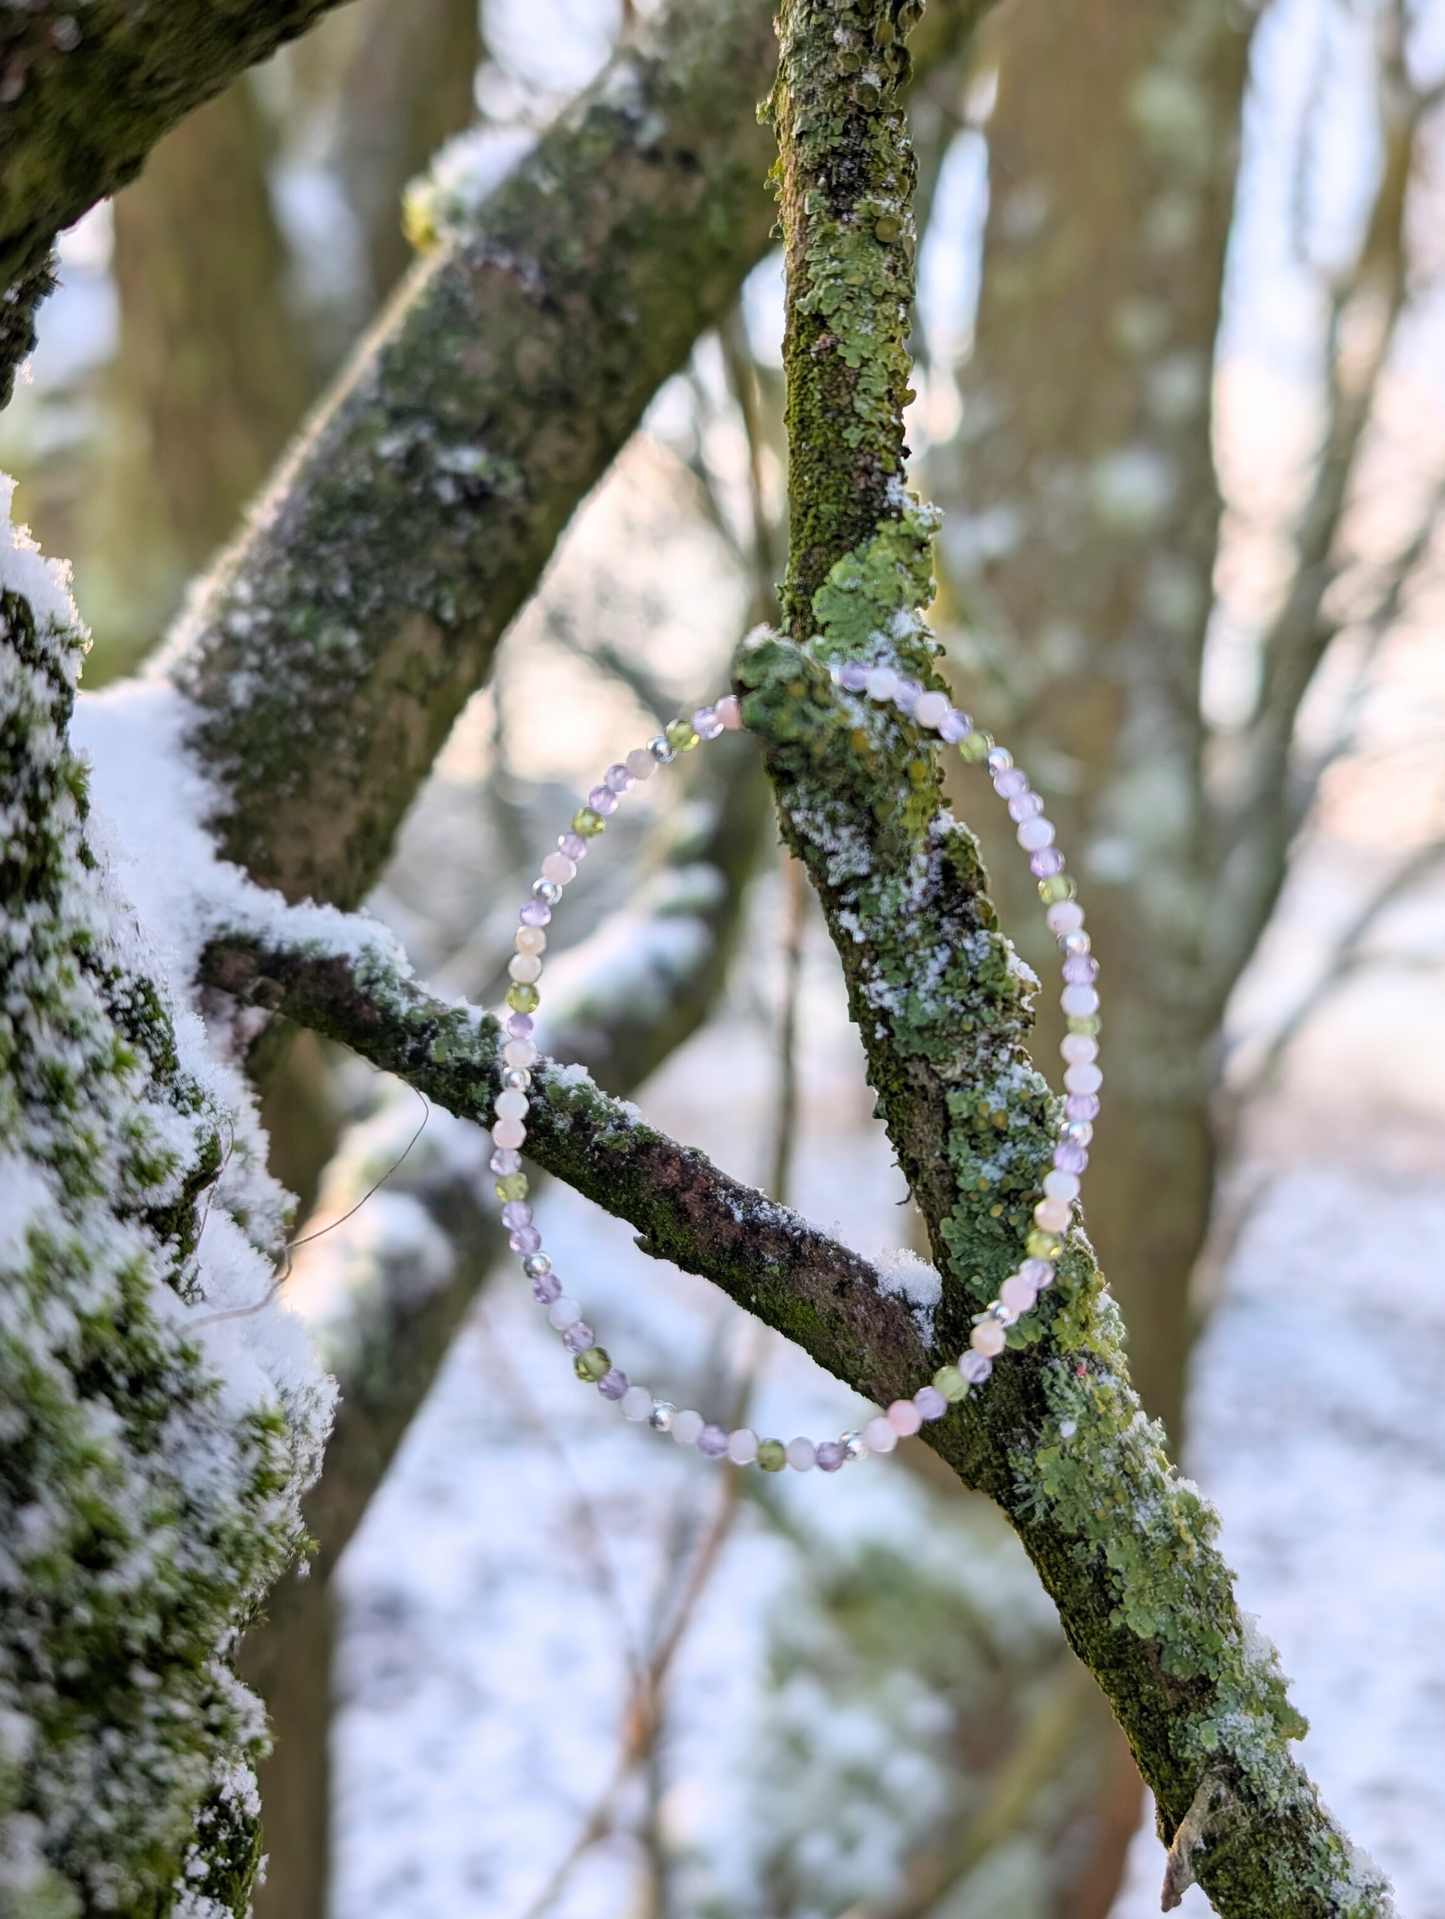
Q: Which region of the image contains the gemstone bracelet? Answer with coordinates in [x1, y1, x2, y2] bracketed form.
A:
[486, 667, 1101, 1474]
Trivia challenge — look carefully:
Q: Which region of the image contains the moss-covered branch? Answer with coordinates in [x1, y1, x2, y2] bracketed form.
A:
[152, 0, 994, 910]
[0, 0, 358, 406]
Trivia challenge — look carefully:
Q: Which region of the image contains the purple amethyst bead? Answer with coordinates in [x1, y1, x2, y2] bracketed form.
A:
[893, 676, 923, 713]
[838, 660, 869, 691]
[490, 1147, 522, 1175]
[1062, 954, 1099, 984]
[507, 1012, 535, 1038]
[509, 1226, 542, 1255]
[500, 1201, 532, 1230]
[1020, 1257, 1055, 1289]
[993, 767, 1028, 799]
[959, 1352, 994, 1385]
[587, 786, 619, 815]
[558, 832, 587, 861]
[599, 1369, 629, 1401]
[562, 1321, 594, 1354]
[1030, 847, 1066, 877]
[531, 1271, 562, 1304]
[815, 1440, 846, 1472]
[519, 899, 551, 929]
[603, 764, 634, 793]
[697, 1423, 729, 1458]
[938, 709, 970, 742]
[1052, 1141, 1088, 1175]
[1064, 1093, 1101, 1122]
[914, 1385, 948, 1421]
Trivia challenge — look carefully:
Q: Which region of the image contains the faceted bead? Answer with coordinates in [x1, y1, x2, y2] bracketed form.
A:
[1035, 1198, 1073, 1234]
[1030, 846, 1066, 876]
[1067, 1014, 1102, 1037]
[862, 1416, 898, 1454]
[838, 660, 870, 692]
[1008, 791, 1045, 821]
[574, 1346, 611, 1382]
[587, 787, 619, 815]
[558, 832, 588, 860]
[506, 1012, 535, 1038]
[531, 1271, 562, 1304]
[648, 735, 675, 764]
[893, 676, 923, 713]
[841, 1431, 867, 1461]
[522, 1251, 550, 1278]
[1026, 1229, 1062, 1258]
[697, 1423, 729, 1458]
[502, 1065, 532, 1093]
[625, 748, 657, 781]
[494, 1089, 528, 1121]
[864, 665, 899, 702]
[604, 763, 634, 793]
[958, 729, 994, 763]
[665, 718, 699, 752]
[1044, 1170, 1081, 1201]
[494, 1173, 528, 1202]
[672, 1409, 705, 1446]
[649, 1401, 677, 1432]
[1039, 874, 1075, 905]
[533, 877, 562, 905]
[986, 746, 1014, 774]
[1064, 1063, 1103, 1097]
[785, 1437, 816, 1472]
[492, 1118, 526, 1149]
[540, 853, 575, 886]
[692, 707, 724, 741]
[1018, 818, 1056, 851]
[572, 807, 605, 837]
[959, 1351, 993, 1385]
[1062, 930, 1092, 956]
[500, 1200, 532, 1229]
[970, 1319, 1007, 1357]
[757, 1438, 787, 1471]
[504, 1039, 539, 1071]
[932, 1364, 967, 1402]
[490, 1147, 522, 1175]
[514, 927, 547, 958]
[562, 1322, 594, 1355]
[887, 1398, 922, 1437]
[1060, 984, 1099, 1018]
[1064, 1120, 1094, 1145]
[622, 1385, 653, 1421]
[914, 1385, 948, 1420]
[1060, 1033, 1098, 1065]
[508, 953, 542, 983]
[1062, 953, 1098, 985]
[815, 1439, 846, 1472]
[938, 708, 971, 742]
[547, 1297, 582, 1330]
[1053, 1142, 1088, 1175]
[1046, 901, 1086, 935]
[1000, 1273, 1038, 1313]
[726, 1427, 759, 1465]
[599, 1369, 629, 1401]
[715, 694, 743, 730]
[509, 1227, 542, 1255]
[519, 899, 551, 928]
[1065, 1093, 1100, 1121]
[1021, 1258, 1056, 1289]
[507, 982, 541, 1014]
[992, 766, 1028, 799]
[913, 691, 950, 729]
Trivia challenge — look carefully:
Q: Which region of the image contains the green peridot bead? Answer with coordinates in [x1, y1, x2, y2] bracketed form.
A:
[933, 1364, 968, 1403]
[958, 729, 994, 763]
[756, 1438, 786, 1472]
[665, 718, 700, 752]
[1026, 1229, 1061, 1259]
[573, 1346, 611, 1383]
[507, 981, 540, 1013]
[572, 807, 605, 837]
[494, 1173, 529, 1203]
[1067, 1014, 1102, 1037]
[1037, 874, 1076, 905]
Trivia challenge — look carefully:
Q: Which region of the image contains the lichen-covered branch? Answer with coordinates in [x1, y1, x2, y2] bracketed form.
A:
[151, 0, 994, 910]
[732, 4, 1394, 1914]
[0, 0, 357, 406]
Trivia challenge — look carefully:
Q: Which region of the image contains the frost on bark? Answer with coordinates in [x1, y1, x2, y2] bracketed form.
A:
[0, 495, 330, 1919]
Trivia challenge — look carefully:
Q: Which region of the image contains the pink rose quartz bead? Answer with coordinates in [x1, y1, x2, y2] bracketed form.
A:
[970, 1320, 1007, 1358]
[494, 1089, 528, 1121]
[913, 691, 950, 729]
[1046, 901, 1086, 936]
[715, 693, 743, 730]
[786, 1437, 816, 1471]
[492, 1118, 526, 1149]
[727, 1428, 759, 1465]
[508, 954, 542, 983]
[1060, 1034, 1098, 1064]
[625, 748, 656, 781]
[863, 1415, 898, 1453]
[1000, 1273, 1038, 1313]
[540, 852, 575, 886]
[1035, 1198, 1073, 1234]
[886, 1398, 922, 1437]
[1043, 1170, 1081, 1201]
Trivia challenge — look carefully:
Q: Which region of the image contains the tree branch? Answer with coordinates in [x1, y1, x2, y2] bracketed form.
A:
[0, 0, 358, 405]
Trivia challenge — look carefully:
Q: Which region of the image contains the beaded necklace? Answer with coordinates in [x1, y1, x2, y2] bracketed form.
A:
[486, 666, 1101, 1474]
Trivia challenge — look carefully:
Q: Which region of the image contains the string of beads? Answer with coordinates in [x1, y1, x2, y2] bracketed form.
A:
[485, 667, 1101, 1473]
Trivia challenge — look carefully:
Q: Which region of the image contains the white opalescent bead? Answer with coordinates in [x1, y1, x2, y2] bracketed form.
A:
[540, 852, 576, 886]
[786, 1437, 816, 1472]
[1063, 1062, 1103, 1095]
[492, 1118, 526, 1149]
[1060, 984, 1100, 1018]
[1046, 901, 1086, 935]
[507, 954, 542, 983]
[1017, 818, 1056, 851]
[913, 691, 950, 729]
[494, 1089, 529, 1120]
[863, 1416, 898, 1453]
[727, 1428, 759, 1465]
[504, 1038, 538, 1069]
[1043, 1170, 1081, 1201]
[626, 748, 656, 781]
[622, 1385, 653, 1421]
[1060, 1033, 1098, 1064]
[864, 666, 899, 701]
[547, 1296, 582, 1330]
[672, 1409, 705, 1446]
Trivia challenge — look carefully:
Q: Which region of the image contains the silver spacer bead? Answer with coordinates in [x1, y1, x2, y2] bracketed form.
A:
[841, 1430, 866, 1461]
[648, 1401, 677, 1432]
[647, 735, 676, 764]
[532, 877, 562, 905]
[502, 1067, 532, 1092]
[521, 1254, 551, 1279]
